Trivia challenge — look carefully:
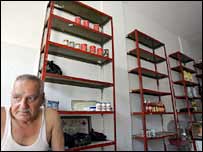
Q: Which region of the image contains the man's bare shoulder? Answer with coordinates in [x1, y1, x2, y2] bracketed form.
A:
[45, 108, 61, 123]
[45, 108, 59, 117]
[1, 107, 6, 139]
[1, 107, 6, 119]
[1, 106, 5, 112]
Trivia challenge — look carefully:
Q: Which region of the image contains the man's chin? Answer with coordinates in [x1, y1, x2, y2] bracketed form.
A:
[17, 113, 31, 121]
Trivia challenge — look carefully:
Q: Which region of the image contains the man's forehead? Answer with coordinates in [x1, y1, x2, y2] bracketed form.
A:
[14, 79, 39, 86]
[13, 80, 40, 92]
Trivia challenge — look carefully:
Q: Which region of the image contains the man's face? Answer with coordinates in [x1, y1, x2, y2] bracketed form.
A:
[11, 80, 44, 122]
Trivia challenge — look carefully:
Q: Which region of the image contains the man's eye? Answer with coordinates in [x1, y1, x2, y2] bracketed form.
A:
[27, 96, 37, 102]
[13, 96, 21, 101]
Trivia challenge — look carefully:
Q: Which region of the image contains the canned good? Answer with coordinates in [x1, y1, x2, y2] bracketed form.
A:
[82, 20, 89, 28]
[75, 17, 81, 24]
[151, 129, 156, 137]
[93, 24, 100, 31]
[63, 39, 69, 45]
[101, 103, 106, 111]
[81, 43, 87, 51]
[97, 48, 103, 56]
[75, 43, 81, 49]
[90, 45, 96, 54]
[106, 103, 112, 111]
[96, 102, 102, 111]
[69, 41, 75, 48]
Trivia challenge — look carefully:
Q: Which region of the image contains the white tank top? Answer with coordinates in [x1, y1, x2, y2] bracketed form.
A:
[1, 106, 49, 151]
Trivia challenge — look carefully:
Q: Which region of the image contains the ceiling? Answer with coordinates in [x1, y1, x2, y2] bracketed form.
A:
[123, 1, 202, 48]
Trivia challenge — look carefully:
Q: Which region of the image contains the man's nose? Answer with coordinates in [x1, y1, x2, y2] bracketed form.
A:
[20, 97, 29, 108]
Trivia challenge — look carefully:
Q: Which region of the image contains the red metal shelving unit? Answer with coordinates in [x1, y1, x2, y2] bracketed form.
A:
[65, 140, 115, 151]
[193, 61, 202, 99]
[38, 1, 116, 151]
[193, 61, 202, 143]
[127, 29, 177, 151]
[58, 110, 114, 115]
[169, 51, 202, 151]
[133, 131, 177, 140]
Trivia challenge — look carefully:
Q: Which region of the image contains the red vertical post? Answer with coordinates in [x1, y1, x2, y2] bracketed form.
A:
[41, 1, 54, 80]
[152, 47, 167, 151]
[163, 47, 178, 134]
[37, 2, 50, 77]
[135, 30, 148, 151]
[177, 52, 197, 151]
[110, 19, 117, 151]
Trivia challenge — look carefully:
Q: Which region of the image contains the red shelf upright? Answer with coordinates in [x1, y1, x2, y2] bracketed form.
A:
[38, 1, 116, 151]
[169, 51, 202, 151]
[127, 29, 177, 151]
[193, 61, 202, 100]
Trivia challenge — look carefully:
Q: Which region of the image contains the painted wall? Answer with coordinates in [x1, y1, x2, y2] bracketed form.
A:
[1, 1, 47, 106]
[1, 1, 202, 151]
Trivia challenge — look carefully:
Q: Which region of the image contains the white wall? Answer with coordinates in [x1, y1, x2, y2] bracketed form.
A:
[101, 2, 132, 151]
[1, 1, 48, 106]
[1, 1, 202, 151]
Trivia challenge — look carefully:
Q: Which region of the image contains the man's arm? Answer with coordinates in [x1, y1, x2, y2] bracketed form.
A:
[49, 109, 64, 151]
[1, 107, 6, 140]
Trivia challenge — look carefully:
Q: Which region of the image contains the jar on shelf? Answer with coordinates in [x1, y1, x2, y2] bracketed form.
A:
[81, 43, 87, 51]
[75, 43, 81, 49]
[148, 102, 152, 112]
[93, 24, 100, 31]
[90, 45, 96, 54]
[97, 48, 103, 56]
[96, 102, 102, 111]
[101, 103, 106, 111]
[82, 20, 89, 28]
[69, 41, 75, 48]
[106, 102, 112, 111]
[63, 39, 69, 45]
[75, 16, 81, 24]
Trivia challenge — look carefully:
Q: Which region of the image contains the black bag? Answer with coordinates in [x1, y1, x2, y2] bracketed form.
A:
[89, 128, 107, 141]
[179, 107, 194, 112]
[73, 133, 91, 147]
[64, 132, 91, 148]
[64, 132, 75, 148]
[46, 60, 62, 75]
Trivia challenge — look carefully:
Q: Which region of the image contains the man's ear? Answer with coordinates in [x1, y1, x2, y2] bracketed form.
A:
[41, 93, 45, 106]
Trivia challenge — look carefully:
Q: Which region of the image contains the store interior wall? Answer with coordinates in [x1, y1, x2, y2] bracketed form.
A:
[1, 1, 202, 151]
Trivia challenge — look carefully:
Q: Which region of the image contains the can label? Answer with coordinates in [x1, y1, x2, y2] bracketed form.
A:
[93, 24, 100, 31]
[81, 43, 87, 51]
[63, 39, 69, 45]
[90, 45, 96, 54]
[75, 17, 81, 24]
[75, 43, 81, 49]
[82, 20, 89, 28]
[97, 48, 103, 56]
[69, 41, 75, 48]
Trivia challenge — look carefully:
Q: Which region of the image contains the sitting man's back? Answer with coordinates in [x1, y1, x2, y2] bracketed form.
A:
[1, 74, 64, 151]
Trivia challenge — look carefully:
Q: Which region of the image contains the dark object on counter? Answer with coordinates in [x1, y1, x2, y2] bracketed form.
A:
[46, 60, 62, 75]
[179, 107, 194, 112]
[64, 132, 91, 148]
[89, 128, 107, 141]
[73, 133, 91, 147]
[64, 132, 75, 148]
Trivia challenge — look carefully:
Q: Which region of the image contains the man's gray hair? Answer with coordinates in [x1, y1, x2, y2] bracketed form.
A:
[15, 74, 44, 94]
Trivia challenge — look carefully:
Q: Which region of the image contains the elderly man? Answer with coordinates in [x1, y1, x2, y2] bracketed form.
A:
[1, 74, 64, 151]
